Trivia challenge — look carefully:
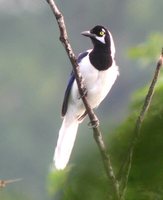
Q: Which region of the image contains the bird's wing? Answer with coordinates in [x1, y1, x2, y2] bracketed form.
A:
[61, 72, 75, 116]
[61, 51, 89, 117]
[77, 51, 89, 63]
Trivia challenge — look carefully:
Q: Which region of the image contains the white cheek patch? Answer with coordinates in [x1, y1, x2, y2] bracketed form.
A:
[95, 35, 105, 44]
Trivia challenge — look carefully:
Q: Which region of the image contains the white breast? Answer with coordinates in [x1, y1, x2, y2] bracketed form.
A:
[70, 53, 119, 117]
[81, 58, 119, 108]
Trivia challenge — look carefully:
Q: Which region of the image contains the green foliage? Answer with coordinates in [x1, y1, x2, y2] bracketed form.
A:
[128, 33, 163, 67]
[47, 166, 71, 197]
[116, 74, 163, 199]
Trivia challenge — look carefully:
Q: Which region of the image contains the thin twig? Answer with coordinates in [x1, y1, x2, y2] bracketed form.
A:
[0, 178, 22, 188]
[118, 48, 163, 199]
[46, 0, 120, 199]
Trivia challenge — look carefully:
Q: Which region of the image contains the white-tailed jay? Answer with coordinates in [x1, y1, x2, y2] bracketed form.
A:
[54, 25, 119, 170]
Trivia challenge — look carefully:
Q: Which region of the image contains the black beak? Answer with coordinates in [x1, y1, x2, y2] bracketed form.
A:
[81, 31, 95, 39]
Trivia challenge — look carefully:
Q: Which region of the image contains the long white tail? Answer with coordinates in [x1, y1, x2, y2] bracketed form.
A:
[54, 118, 79, 170]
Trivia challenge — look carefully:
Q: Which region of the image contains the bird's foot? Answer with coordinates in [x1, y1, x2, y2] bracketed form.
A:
[88, 118, 99, 128]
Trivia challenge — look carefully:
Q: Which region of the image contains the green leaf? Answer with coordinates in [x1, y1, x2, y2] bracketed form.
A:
[47, 165, 72, 197]
[128, 33, 163, 67]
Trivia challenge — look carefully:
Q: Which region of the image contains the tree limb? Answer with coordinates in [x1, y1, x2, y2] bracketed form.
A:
[46, 0, 120, 198]
[118, 48, 163, 199]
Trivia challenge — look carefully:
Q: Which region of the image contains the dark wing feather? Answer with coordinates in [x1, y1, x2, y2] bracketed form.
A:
[61, 72, 75, 116]
[77, 51, 89, 63]
[61, 51, 89, 116]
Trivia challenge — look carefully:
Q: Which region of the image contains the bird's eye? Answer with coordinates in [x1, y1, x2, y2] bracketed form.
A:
[99, 31, 105, 36]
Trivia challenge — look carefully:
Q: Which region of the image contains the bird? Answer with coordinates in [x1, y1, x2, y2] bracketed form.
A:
[0, 178, 22, 188]
[54, 25, 119, 170]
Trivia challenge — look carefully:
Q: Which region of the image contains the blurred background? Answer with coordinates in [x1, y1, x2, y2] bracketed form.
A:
[0, 0, 163, 199]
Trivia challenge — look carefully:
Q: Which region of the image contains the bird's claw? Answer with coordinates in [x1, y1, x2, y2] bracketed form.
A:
[88, 119, 99, 128]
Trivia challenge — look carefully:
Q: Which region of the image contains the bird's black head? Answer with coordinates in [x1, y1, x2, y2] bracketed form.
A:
[81, 25, 115, 59]
[81, 25, 116, 70]
[81, 25, 110, 46]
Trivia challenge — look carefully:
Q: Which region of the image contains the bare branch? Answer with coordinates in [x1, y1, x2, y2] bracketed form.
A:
[46, 0, 120, 198]
[119, 48, 163, 199]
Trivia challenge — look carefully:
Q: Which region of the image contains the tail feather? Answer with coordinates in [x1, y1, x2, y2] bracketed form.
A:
[54, 118, 79, 170]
